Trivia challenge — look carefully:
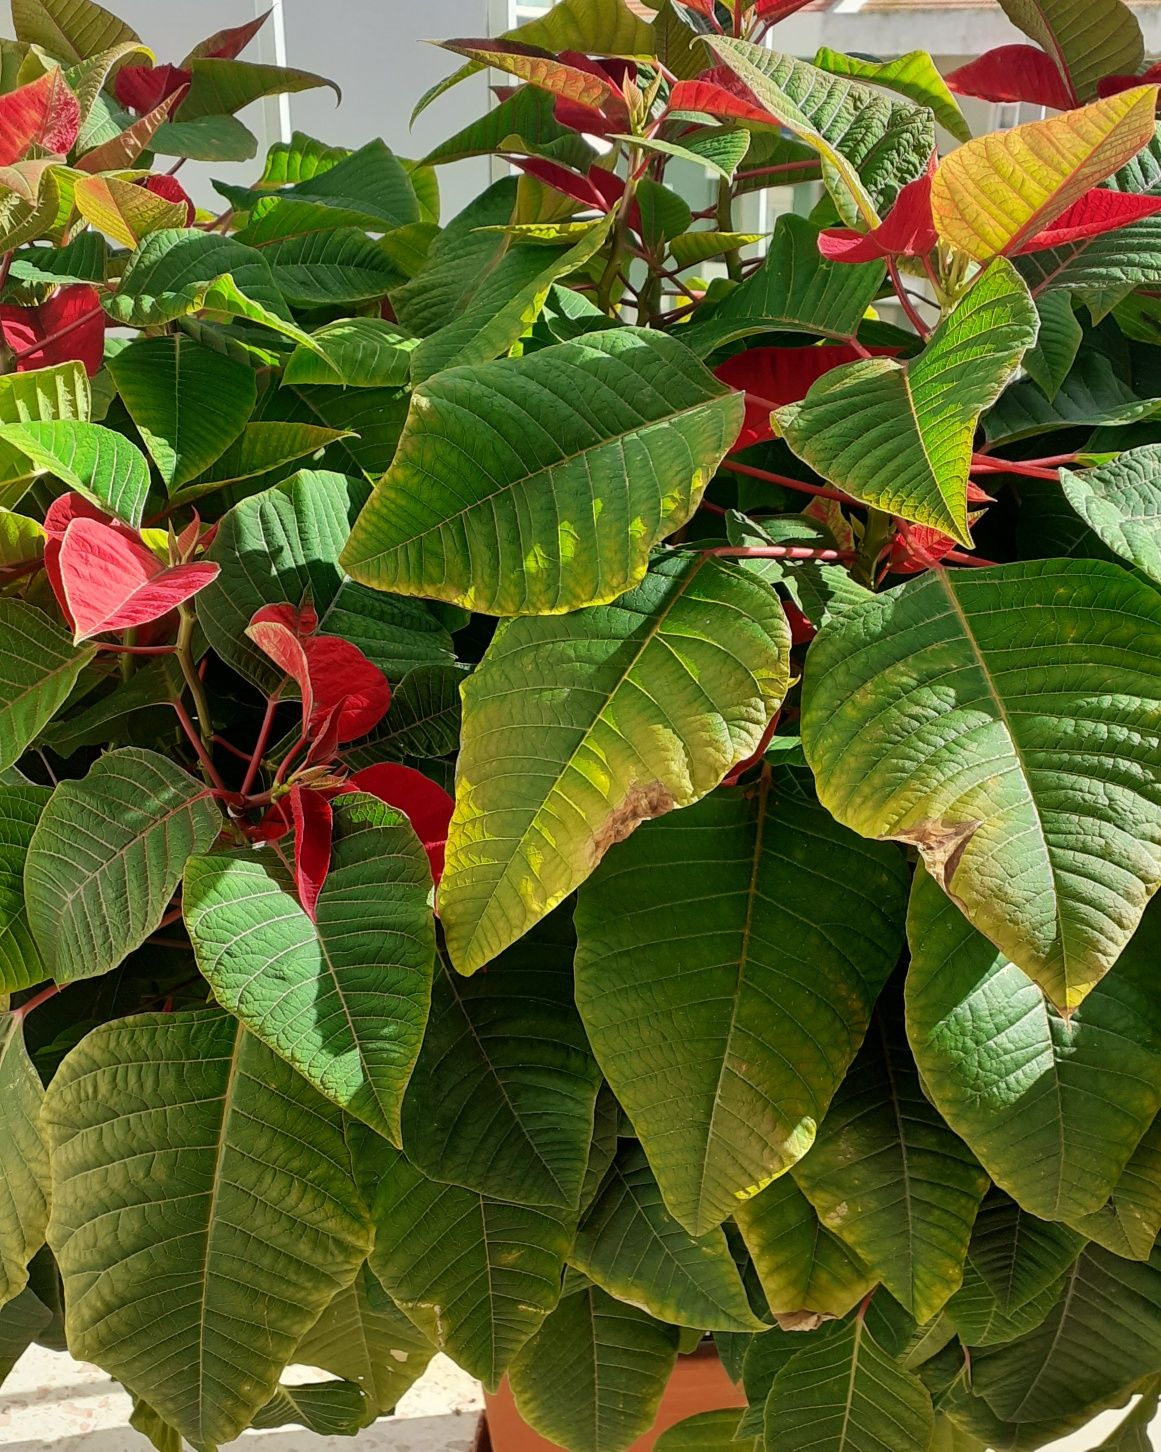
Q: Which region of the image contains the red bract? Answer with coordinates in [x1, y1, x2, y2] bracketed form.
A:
[944, 46, 1076, 110]
[58, 518, 219, 642]
[0, 69, 80, 164]
[753, 0, 816, 20]
[247, 604, 391, 744]
[139, 174, 195, 226]
[715, 344, 898, 449]
[1012, 188, 1161, 253]
[187, 10, 271, 61]
[890, 524, 960, 574]
[346, 763, 454, 885]
[114, 63, 192, 115]
[552, 52, 633, 134]
[818, 172, 938, 263]
[0, 284, 105, 376]
[1100, 62, 1161, 97]
[512, 156, 634, 226]
[289, 783, 333, 922]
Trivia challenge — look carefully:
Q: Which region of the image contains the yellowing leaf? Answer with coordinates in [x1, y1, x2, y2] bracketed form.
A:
[931, 86, 1159, 260]
[73, 174, 186, 249]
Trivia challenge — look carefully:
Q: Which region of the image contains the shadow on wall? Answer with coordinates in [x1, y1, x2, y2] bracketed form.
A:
[0, 1411, 482, 1452]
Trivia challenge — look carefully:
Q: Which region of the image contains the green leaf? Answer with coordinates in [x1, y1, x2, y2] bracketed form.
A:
[261, 227, 401, 307]
[423, 84, 592, 169]
[41, 1009, 372, 1447]
[776, 261, 1037, 546]
[984, 350, 1161, 445]
[345, 663, 464, 767]
[800, 558, 1161, 1011]
[1023, 293, 1082, 402]
[705, 37, 934, 228]
[0, 363, 91, 510]
[945, 1257, 1069, 1348]
[342, 329, 743, 616]
[129, 1399, 181, 1452]
[509, 1285, 680, 1452]
[1070, 1111, 1161, 1259]
[739, 1323, 829, 1433]
[284, 319, 419, 389]
[185, 793, 435, 1144]
[294, 1263, 433, 1424]
[11, 0, 138, 61]
[149, 114, 257, 162]
[812, 47, 971, 143]
[1059, 445, 1161, 584]
[904, 866, 1161, 1223]
[0, 1014, 49, 1308]
[724, 510, 873, 628]
[961, 1189, 1084, 1318]
[250, 1379, 368, 1436]
[0, 420, 150, 525]
[408, 218, 613, 383]
[361, 1138, 572, 1389]
[401, 911, 600, 1209]
[765, 1318, 935, 1452]
[571, 1140, 763, 1332]
[179, 56, 339, 120]
[25, 747, 220, 985]
[439, 552, 790, 973]
[9, 234, 107, 286]
[196, 470, 455, 692]
[107, 334, 256, 494]
[997, 0, 1143, 101]
[0, 600, 95, 774]
[171, 420, 353, 505]
[655, 1409, 757, 1452]
[1093, 1378, 1161, 1450]
[670, 230, 763, 269]
[238, 139, 420, 234]
[970, 1244, 1161, 1424]
[680, 214, 884, 357]
[793, 989, 988, 1323]
[573, 780, 907, 1235]
[736, 1176, 874, 1323]
[0, 784, 50, 992]
[280, 381, 411, 477]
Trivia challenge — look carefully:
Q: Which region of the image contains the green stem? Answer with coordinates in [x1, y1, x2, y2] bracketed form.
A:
[853, 508, 894, 590]
[716, 178, 743, 282]
[596, 174, 640, 318]
[175, 607, 213, 748]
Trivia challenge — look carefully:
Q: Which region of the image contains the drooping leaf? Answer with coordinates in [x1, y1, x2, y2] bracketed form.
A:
[107, 334, 256, 493]
[423, 84, 592, 169]
[284, 319, 419, 389]
[235, 139, 420, 234]
[776, 260, 1037, 544]
[149, 114, 257, 162]
[0, 1013, 49, 1308]
[41, 1009, 372, 1446]
[735, 1175, 875, 1322]
[945, 44, 1077, 111]
[1059, 445, 1161, 583]
[1071, 1112, 1161, 1259]
[931, 87, 1158, 260]
[0, 785, 49, 993]
[0, 600, 95, 772]
[196, 470, 454, 692]
[1091, 1378, 1161, 1451]
[984, 348, 1161, 444]
[250, 1380, 368, 1437]
[170, 420, 354, 504]
[0, 1286, 51, 1382]
[0, 420, 149, 525]
[185, 793, 434, 1144]
[765, 1317, 935, 1452]
[345, 663, 463, 767]
[342, 328, 742, 616]
[361, 1137, 572, 1389]
[573, 780, 907, 1236]
[996, 0, 1144, 102]
[178, 56, 339, 120]
[25, 747, 220, 984]
[655, 1409, 756, 1452]
[793, 986, 988, 1323]
[946, 1256, 1069, 1348]
[963, 1189, 1084, 1317]
[801, 558, 1161, 1010]
[8, 234, 107, 287]
[571, 1140, 763, 1332]
[439, 552, 790, 973]
[669, 229, 763, 269]
[509, 1285, 680, 1452]
[905, 866, 1161, 1222]
[1023, 292, 1083, 400]
[813, 46, 971, 143]
[401, 910, 599, 1209]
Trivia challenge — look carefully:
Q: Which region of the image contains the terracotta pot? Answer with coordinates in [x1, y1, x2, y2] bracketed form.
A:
[482, 1343, 746, 1451]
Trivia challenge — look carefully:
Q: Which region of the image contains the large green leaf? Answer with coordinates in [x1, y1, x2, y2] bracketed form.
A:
[360, 1139, 572, 1389]
[295, 1263, 433, 1424]
[765, 1317, 935, 1452]
[0, 601, 95, 773]
[196, 470, 455, 693]
[0, 363, 91, 509]
[179, 56, 339, 120]
[0, 1287, 50, 1383]
[776, 261, 1037, 545]
[706, 37, 934, 228]
[813, 46, 970, 143]
[655, 1410, 757, 1452]
[905, 867, 1161, 1223]
[983, 351, 1161, 445]
[0, 784, 49, 992]
[573, 780, 907, 1235]
[1059, 445, 1161, 584]
[970, 1244, 1161, 1424]
[185, 794, 435, 1145]
[0, 420, 150, 525]
[680, 214, 884, 357]
[25, 748, 220, 985]
[236, 140, 421, 235]
[0, 1014, 49, 1308]
[946, 1256, 1069, 1349]
[571, 1140, 762, 1332]
[735, 1176, 874, 1322]
[260, 228, 402, 308]
[1023, 293, 1082, 402]
[249, 1379, 367, 1436]
[997, 0, 1143, 101]
[401, 911, 599, 1209]
[1071, 1111, 1161, 1259]
[960, 1189, 1083, 1319]
[341, 328, 742, 617]
[11, 0, 138, 61]
[171, 420, 353, 506]
[793, 990, 988, 1323]
[345, 663, 464, 768]
[284, 319, 418, 389]
[41, 1009, 372, 1447]
[439, 552, 790, 973]
[149, 115, 257, 163]
[107, 334, 256, 493]
[422, 84, 592, 169]
[269, 382, 412, 478]
[509, 1285, 679, 1452]
[800, 558, 1161, 1011]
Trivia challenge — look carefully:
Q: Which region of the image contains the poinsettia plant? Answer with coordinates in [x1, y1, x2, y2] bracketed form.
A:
[2, 0, 1161, 1447]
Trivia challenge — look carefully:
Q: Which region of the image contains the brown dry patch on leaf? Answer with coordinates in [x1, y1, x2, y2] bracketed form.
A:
[774, 1310, 828, 1333]
[894, 818, 981, 893]
[588, 781, 676, 864]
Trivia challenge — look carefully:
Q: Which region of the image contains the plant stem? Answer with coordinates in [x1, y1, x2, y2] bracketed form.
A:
[170, 693, 227, 793]
[852, 507, 894, 589]
[725, 458, 856, 505]
[13, 983, 61, 1021]
[887, 261, 931, 340]
[240, 690, 283, 798]
[596, 174, 640, 318]
[95, 641, 179, 656]
[943, 548, 998, 567]
[175, 606, 212, 745]
[723, 710, 783, 788]
[970, 455, 1062, 481]
[734, 161, 819, 183]
[9, 306, 103, 363]
[716, 178, 743, 281]
[704, 544, 856, 562]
